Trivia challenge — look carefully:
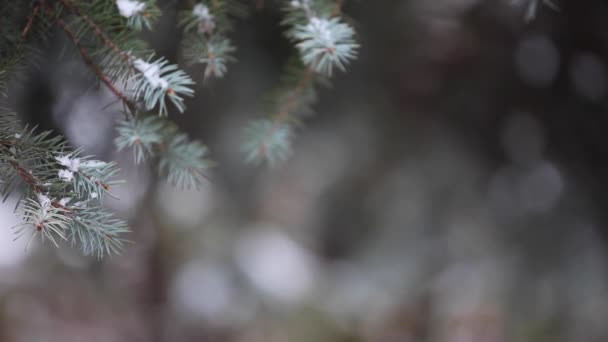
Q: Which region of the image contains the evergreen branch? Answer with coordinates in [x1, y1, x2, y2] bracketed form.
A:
[242, 0, 357, 166]
[183, 34, 236, 79]
[0, 112, 129, 257]
[286, 0, 358, 77]
[160, 132, 212, 189]
[7, 160, 46, 194]
[21, 2, 41, 38]
[130, 57, 195, 115]
[180, 1, 246, 80]
[14, 196, 70, 248]
[241, 63, 314, 165]
[242, 119, 294, 166]
[115, 114, 213, 189]
[0, 0, 362, 255]
[115, 115, 165, 163]
[58, 0, 194, 115]
[331, 0, 345, 16]
[61, 0, 133, 63]
[114, 0, 160, 30]
[56, 17, 137, 114]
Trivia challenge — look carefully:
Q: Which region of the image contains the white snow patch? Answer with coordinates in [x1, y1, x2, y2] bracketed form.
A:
[193, 3, 213, 20]
[55, 155, 80, 172]
[133, 59, 169, 90]
[58, 169, 74, 182]
[58, 197, 71, 206]
[192, 3, 215, 33]
[116, 0, 145, 18]
[37, 194, 51, 216]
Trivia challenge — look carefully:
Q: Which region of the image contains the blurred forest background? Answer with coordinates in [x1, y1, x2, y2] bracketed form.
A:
[2, 0, 608, 341]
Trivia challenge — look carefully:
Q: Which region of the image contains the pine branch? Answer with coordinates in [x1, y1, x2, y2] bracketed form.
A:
[0, 0, 363, 256]
[180, 0, 246, 80]
[21, 2, 41, 38]
[61, 0, 134, 63]
[56, 17, 137, 114]
[0, 112, 129, 257]
[115, 115, 213, 189]
[54, 0, 194, 115]
[242, 0, 357, 166]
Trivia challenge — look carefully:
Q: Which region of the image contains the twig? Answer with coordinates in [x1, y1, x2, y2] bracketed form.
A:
[60, 0, 175, 96]
[7, 160, 74, 224]
[56, 18, 137, 114]
[21, 2, 41, 38]
[258, 67, 313, 157]
[332, 0, 345, 16]
[60, 0, 132, 63]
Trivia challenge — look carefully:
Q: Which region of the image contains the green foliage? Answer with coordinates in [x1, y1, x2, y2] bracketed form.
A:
[131, 57, 195, 115]
[284, 0, 358, 76]
[179, 0, 246, 80]
[115, 115, 213, 189]
[160, 132, 213, 189]
[0, 0, 360, 256]
[182, 34, 236, 79]
[0, 112, 128, 257]
[292, 17, 358, 76]
[117, 0, 161, 30]
[242, 119, 294, 166]
[115, 115, 164, 163]
[241, 0, 357, 166]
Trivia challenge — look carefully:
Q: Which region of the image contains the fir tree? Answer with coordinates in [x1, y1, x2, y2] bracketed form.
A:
[0, 0, 359, 257]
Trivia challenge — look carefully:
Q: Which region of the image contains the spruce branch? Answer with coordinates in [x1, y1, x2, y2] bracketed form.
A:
[56, 0, 194, 115]
[285, 0, 358, 77]
[21, 1, 41, 39]
[242, 0, 356, 166]
[56, 17, 137, 114]
[115, 114, 213, 189]
[241, 62, 315, 165]
[0, 112, 129, 257]
[180, 0, 246, 80]
[131, 56, 195, 115]
[114, 0, 160, 30]
[292, 16, 358, 76]
[0, 0, 362, 256]
[243, 119, 294, 166]
[60, 0, 137, 62]
[115, 115, 165, 163]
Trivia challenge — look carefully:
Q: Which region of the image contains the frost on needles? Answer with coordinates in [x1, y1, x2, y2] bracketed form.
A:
[241, 0, 359, 166]
[0, 112, 128, 257]
[0, 0, 360, 256]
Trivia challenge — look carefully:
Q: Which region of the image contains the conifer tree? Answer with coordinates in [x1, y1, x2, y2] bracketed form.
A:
[0, 0, 359, 257]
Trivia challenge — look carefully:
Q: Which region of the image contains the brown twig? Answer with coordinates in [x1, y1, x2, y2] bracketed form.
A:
[8, 160, 45, 193]
[56, 18, 137, 113]
[79, 171, 111, 191]
[60, 0, 176, 103]
[258, 67, 314, 158]
[6, 160, 74, 227]
[60, 0, 132, 63]
[21, 2, 41, 38]
[332, 0, 345, 16]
